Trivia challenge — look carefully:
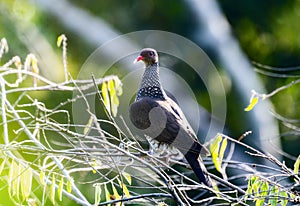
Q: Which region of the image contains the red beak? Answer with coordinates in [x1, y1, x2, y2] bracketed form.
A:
[134, 55, 144, 63]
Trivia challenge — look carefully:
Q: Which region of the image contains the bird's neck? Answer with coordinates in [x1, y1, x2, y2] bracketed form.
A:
[136, 63, 166, 100]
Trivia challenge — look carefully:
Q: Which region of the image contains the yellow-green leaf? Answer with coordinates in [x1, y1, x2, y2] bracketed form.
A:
[94, 184, 101, 206]
[260, 181, 269, 197]
[39, 170, 45, 186]
[111, 183, 121, 205]
[280, 191, 288, 206]
[219, 137, 227, 165]
[122, 172, 132, 185]
[210, 135, 222, 172]
[0, 158, 6, 176]
[294, 155, 300, 183]
[20, 164, 33, 200]
[269, 185, 278, 206]
[104, 184, 110, 202]
[255, 198, 264, 206]
[67, 177, 73, 193]
[245, 96, 259, 111]
[50, 174, 56, 203]
[58, 176, 64, 201]
[114, 78, 123, 96]
[101, 82, 110, 114]
[117, 178, 130, 198]
[84, 116, 93, 135]
[9, 159, 19, 198]
[108, 79, 119, 117]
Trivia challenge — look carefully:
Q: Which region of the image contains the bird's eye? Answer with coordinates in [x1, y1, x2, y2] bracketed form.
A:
[149, 51, 154, 57]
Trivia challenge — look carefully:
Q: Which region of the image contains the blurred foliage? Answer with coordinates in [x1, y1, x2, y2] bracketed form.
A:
[1, 0, 300, 204]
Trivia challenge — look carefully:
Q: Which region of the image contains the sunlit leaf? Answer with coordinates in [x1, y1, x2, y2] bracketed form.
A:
[294, 155, 300, 183]
[269, 185, 278, 206]
[219, 137, 227, 165]
[101, 82, 110, 114]
[94, 184, 101, 205]
[245, 95, 259, 111]
[50, 174, 56, 203]
[20, 163, 33, 200]
[117, 178, 130, 198]
[0, 158, 6, 176]
[58, 176, 64, 201]
[260, 181, 269, 197]
[111, 182, 121, 205]
[67, 177, 73, 193]
[39, 170, 45, 186]
[122, 172, 132, 185]
[210, 135, 222, 172]
[280, 190, 288, 206]
[108, 79, 119, 117]
[252, 178, 262, 196]
[114, 78, 123, 96]
[9, 159, 19, 198]
[255, 198, 264, 206]
[104, 184, 110, 202]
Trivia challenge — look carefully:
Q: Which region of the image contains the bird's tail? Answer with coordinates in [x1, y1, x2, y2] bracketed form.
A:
[184, 150, 212, 187]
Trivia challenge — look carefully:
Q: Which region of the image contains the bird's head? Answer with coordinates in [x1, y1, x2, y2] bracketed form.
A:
[134, 48, 158, 67]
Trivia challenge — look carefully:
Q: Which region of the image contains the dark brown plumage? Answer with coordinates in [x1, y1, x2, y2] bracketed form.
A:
[129, 48, 211, 186]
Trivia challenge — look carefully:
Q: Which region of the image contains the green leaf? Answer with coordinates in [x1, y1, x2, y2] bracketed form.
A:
[108, 79, 119, 117]
[57, 34, 65, 47]
[255, 198, 264, 206]
[9, 159, 19, 198]
[39, 170, 45, 186]
[122, 172, 132, 185]
[101, 82, 111, 114]
[111, 182, 121, 204]
[0, 158, 6, 176]
[94, 184, 101, 206]
[294, 155, 300, 183]
[260, 181, 269, 197]
[219, 137, 227, 165]
[269, 185, 278, 206]
[252, 178, 262, 196]
[58, 176, 64, 201]
[117, 178, 130, 198]
[67, 177, 73, 193]
[50, 174, 56, 203]
[245, 95, 259, 111]
[210, 135, 222, 172]
[104, 184, 110, 202]
[114, 78, 123, 96]
[20, 163, 32, 200]
[280, 190, 288, 206]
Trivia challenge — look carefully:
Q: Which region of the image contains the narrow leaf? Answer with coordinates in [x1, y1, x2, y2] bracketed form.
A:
[260, 181, 269, 197]
[219, 138, 227, 164]
[108, 79, 119, 117]
[67, 177, 73, 193]
[245, 96, 259, 111]
[20, 164, 33, 200]
[122, 172, 132, 185]
[255, 198, 264, 206]
[58, 176, 64, 201]
[269, 185, 278, 206]
[9, 160, 19, 198]
[57, 34, 65, 47]
[50, 174, 56, 203]
[294, 155, 300, 183]
[111, 183, 121, 204]
[117, 178, 130, 198]
[0, 158, 6, 176]
[94, 184, 101, 206]
[101, 82, 110, 114]
[104, 184, 110, 202]
[210, 135, 222, 172]
[280, 191, 288, 206]
[39, 170, 45, 186]
[114, 78, 123, 96]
